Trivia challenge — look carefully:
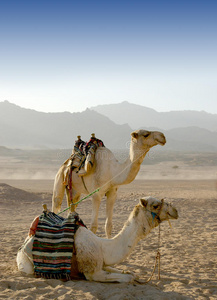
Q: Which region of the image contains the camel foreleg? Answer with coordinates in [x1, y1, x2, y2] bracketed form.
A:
[105, 187, 118, 238]
[84, 269, 134, 283]
[103, 266, 123, 274]
[90, 192, 102, 234]
[103, 266, 136, 277]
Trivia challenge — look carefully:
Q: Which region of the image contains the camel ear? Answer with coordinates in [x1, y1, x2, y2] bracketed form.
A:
[131, 131, 138, 139]
[139, 198, 148, 208]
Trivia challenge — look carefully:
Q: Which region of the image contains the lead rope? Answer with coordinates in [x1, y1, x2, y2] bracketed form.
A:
[146, 223, 161, 283]
[158, 223, 161, 280]
[57, 188, 100, 215]
[135, 223, 161, 284]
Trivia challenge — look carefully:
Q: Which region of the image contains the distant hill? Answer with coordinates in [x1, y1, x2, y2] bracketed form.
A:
[0, 183, 41, 201]
[0, 101, 131, 149]
[164, 127, 217, 152]
[91, 101, 217, 131]
[1, 100, 217, 152]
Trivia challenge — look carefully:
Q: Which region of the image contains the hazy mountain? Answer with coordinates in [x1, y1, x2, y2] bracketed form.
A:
[1, 100, 217, 152]
[164, 127, 217, 152]
[0, 101, 131, 149]
[91, 101, 217, 131]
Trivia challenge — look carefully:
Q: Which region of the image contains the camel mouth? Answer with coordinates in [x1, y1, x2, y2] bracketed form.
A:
[167, 212, 178, 219]
[155, 134, 166, 146]
[157, 139, 166, 146]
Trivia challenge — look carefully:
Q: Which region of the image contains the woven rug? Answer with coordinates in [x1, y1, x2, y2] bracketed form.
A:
[32, 212, 84, 280]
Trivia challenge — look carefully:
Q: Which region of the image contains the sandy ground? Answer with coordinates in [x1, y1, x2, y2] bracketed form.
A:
[0, 178, 217, 300]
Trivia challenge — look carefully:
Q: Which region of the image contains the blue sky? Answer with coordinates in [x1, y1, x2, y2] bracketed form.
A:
[0, 0, 217, 113]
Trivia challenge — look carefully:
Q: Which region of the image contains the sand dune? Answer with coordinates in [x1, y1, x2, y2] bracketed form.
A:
[0, 179, 217, 299]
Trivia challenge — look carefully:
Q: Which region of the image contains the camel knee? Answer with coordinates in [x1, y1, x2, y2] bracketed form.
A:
[90, 222, 98, 234]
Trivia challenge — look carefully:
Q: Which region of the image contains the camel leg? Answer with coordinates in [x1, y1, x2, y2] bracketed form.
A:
[65, 188, 81, 212]
[105, 187, 118, 238]
[52, 167, 66, 213]
[84, 269, 134, 283]
[103, 266, 123, 274]
[17, 248, 34, 275]
[90, 193, 102, 234]
[104, 266, 137, 278]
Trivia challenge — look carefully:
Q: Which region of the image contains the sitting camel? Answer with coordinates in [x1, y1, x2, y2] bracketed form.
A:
[52, 129, 166, 238]
[17, 196, 178, 283]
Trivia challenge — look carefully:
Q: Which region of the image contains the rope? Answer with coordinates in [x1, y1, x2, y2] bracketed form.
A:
[58, 188, 100, 215]
[158, 223, 161, 280]
[146, 223, 161, 282]
[99, 146, 149, 190]
[135, 224, 161, 284]
[81, 176, 89, 193]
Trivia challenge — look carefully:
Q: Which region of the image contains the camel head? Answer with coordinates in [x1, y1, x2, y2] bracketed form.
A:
[139, 196, 178, 225]
[131, 129, 166, 150]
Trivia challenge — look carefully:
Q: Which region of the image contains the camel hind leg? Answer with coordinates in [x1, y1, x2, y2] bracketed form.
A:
[65, 188, 81, 212]
[52, 166, 66, 213]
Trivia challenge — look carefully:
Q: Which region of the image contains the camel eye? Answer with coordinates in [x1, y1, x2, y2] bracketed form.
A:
[153, 205, 159, 209]
[143, 133, 149, 138]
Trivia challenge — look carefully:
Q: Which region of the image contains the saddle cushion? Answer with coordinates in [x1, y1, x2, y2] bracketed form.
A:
[32, 212, 84, 280]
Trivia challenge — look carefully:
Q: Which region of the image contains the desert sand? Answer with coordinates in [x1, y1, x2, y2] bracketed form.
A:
[0, 176, 217, 299]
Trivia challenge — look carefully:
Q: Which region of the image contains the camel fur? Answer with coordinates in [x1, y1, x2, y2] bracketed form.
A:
[17, 196, 178, 283]
[52, 129, 166, 237]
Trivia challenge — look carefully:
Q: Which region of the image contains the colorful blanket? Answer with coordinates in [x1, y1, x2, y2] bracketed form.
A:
[32, 212, 85, 280]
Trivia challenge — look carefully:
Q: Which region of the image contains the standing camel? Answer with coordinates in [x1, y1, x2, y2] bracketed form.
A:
[52, 129, 166, 237]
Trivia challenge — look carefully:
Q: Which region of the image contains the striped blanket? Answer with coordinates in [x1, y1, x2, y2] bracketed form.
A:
[32, 212, 85, 280]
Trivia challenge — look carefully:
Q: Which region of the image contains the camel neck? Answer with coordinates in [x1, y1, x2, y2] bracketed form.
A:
[101, 210, 153, 266]
[114, 145, 149, 185]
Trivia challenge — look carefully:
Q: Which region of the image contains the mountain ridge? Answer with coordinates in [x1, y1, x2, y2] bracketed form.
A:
[0, 101, 131, 149]
[91, 101, 217, 131]
[1, 100, 217, 151]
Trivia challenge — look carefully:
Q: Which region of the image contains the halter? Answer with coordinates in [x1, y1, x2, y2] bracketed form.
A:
[146, 199, 164, 225]
[136, 199, 164, 284]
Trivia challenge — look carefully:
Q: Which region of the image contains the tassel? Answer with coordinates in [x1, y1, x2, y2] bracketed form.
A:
[168, 219, 172, 228]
